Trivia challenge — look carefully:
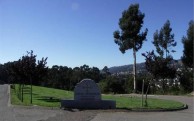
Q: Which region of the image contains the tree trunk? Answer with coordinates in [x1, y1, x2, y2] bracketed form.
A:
[133, 48, 137, 93]
[21, 84, 24, 102]
[19, 84, 21, 100]
[162, 78, 165, 94]
[142, 79, 144, 107]
[145, 83, 150, 107]
[30, 77, 32, 104]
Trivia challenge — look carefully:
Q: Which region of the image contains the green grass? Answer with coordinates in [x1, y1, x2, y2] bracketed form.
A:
[103, 95, 183, 109]
[11, 84, 73, 107]
[11, 84, 184, 109]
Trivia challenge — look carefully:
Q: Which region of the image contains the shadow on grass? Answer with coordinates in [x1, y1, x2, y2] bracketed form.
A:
[23, 92, 39, 96]
[36, 98, 60, 102]
[115, 107, 132, 110]
[63, 108, 132, 112]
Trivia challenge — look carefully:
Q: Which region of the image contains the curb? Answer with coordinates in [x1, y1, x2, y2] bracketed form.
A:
[117, 104, 188, 112]
[61, 104, 188, 112]
[10, 104, 188, 112]
[7, 84, 11, 107]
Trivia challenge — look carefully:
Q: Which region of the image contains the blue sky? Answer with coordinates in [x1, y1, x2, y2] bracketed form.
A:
[0, 0, 193, 69]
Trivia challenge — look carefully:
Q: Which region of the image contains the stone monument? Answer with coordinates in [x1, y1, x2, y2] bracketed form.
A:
[61, 79, 116, 109]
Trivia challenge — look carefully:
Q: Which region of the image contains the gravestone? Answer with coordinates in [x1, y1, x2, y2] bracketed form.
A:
[61, 79, 116, 109]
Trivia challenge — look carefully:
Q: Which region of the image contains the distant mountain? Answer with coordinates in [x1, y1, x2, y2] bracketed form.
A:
[109, 62, 145, 74]
[109, 59, 183, 74]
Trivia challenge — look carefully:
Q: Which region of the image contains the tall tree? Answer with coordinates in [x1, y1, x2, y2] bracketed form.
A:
[113, 4, 148, 92]
[90, 67, 101, 83]
[102, 66, 111, 78]
[153, 20, 176, 58]
[181, 20, 193, 68]
[143, 20, 177, 94]
[12, 50, 48, 103]
[102, 66, 109, 74]
[34, 57, 48, 85]
[20, 50, 36, 103]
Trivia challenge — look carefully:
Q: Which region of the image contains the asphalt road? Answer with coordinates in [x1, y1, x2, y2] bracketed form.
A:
[0, 84, 193, 121]
[0, 84, 15, 121]
[91, 95, 194, 121]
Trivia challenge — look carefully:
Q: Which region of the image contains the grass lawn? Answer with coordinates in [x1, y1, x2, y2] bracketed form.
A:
[103, 95, 184, 109]
[11, 84, 73, 107]
[11, 84, 184, 109]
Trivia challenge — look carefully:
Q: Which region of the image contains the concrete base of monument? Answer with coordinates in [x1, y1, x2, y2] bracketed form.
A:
[60, 100, 116, 109]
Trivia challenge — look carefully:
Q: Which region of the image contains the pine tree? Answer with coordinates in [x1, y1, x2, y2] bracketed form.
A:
[182, 20, 193, 68]
[153, 20, 176, 58]
[113, 4, 148, 92]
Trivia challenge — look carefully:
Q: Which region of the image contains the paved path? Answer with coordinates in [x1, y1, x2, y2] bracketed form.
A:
[0, 84, 15, 121]
[1, 84, 193, 121]
[0, 84, 63, 121]
[91, 95, 194, 121]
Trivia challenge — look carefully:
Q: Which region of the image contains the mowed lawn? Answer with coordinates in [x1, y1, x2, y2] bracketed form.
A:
[11, 85, 184, 109]
[11, 85, 73, 107]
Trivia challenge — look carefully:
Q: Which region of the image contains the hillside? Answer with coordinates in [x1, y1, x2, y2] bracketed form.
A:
[109, 59, 183, 74]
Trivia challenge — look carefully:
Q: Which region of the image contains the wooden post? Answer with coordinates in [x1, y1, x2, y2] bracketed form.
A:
[142, 79, 144, 107]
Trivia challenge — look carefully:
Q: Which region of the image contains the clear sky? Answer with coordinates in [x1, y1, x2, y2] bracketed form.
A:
[0, 0, 193, 69]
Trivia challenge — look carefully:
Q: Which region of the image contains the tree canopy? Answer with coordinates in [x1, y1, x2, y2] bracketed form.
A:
[142, 51, 176, 79]
[153, 20, 176, 58]
[181, 20, 193, 68]
[113, 4, 148, 53]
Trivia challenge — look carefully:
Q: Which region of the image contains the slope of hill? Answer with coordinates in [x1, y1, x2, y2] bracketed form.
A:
[109, 59, 183, 74]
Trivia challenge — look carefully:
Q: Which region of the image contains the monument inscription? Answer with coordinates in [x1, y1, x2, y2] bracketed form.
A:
[74, 79, 101, 100]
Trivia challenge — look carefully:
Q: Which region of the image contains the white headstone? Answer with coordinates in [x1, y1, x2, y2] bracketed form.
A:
[74, 79, 101, 100]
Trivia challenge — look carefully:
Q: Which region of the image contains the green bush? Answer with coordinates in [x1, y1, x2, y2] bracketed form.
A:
[99, 76, 134, 94]
[179, 69, 193, 93]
